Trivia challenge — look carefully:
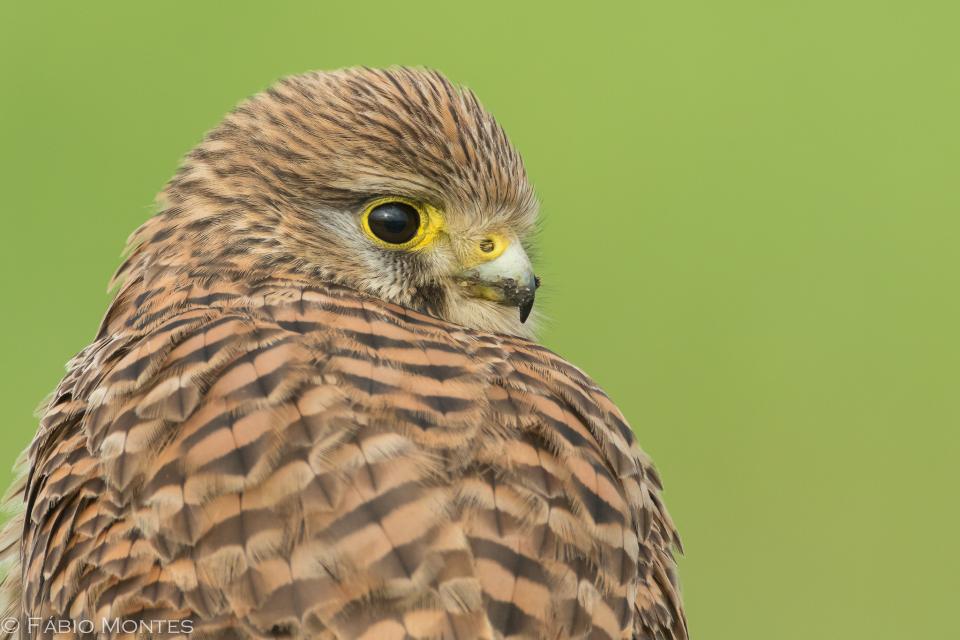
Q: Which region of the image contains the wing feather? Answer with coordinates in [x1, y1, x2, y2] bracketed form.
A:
[0, 278, 685, 639]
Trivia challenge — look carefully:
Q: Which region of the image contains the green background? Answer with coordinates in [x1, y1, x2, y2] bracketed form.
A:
[2, 1, 957, 637]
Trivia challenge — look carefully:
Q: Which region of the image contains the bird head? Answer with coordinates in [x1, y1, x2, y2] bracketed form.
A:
[131, 68, 540, 338]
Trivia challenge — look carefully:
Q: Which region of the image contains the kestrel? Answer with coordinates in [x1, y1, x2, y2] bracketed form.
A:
[0, 68, 686, 639]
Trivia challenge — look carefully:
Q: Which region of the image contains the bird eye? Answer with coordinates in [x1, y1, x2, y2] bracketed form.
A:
[368, 201, 420, 244]
[361, 198, 433, 249]
[361, 197, 445, 251]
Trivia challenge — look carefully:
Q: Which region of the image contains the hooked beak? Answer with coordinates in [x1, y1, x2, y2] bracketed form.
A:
[454, 241, 539, 323]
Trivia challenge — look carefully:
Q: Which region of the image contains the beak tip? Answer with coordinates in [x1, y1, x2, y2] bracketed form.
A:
[518, 295, 534, 323]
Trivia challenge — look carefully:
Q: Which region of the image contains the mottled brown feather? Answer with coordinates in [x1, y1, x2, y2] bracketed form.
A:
[0, 67, 684, 640]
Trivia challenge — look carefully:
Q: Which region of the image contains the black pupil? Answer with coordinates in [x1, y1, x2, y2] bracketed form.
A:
[368, 202, 420, 244]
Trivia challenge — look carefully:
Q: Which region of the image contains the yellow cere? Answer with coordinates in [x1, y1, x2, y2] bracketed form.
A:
[360, 196, 445, 251]
[471, 232, 508, 264]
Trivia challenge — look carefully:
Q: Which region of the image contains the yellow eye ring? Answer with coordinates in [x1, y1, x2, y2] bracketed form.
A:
[360, 197, 444, 251]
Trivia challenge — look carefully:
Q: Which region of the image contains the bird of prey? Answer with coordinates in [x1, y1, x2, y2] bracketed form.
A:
[0, 68, 685, 640]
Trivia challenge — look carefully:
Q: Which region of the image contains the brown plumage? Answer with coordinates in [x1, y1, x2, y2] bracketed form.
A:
[0, 68, 685, 639]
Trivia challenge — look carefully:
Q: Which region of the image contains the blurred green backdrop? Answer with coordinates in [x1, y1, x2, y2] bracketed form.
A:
[2, 1, 958, 638]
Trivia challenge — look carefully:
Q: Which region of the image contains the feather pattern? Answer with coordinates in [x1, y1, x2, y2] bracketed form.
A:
[2, 274, 684, 639]
[0, 67, 684, 639]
